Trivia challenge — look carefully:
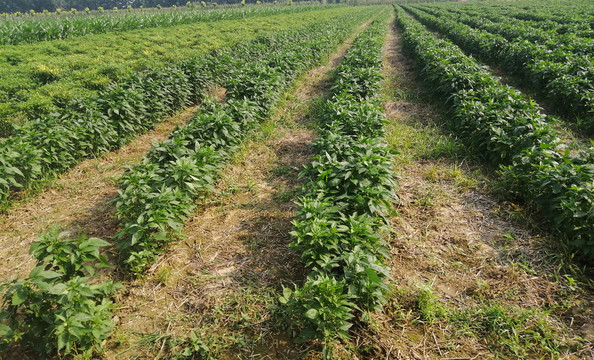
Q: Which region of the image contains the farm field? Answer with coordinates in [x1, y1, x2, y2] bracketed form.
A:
[0, 5, 357, 127]
[1, 1, 594, 359]
[403, 1, 594, 133]
[0, 4, 339, 46]
[0, 5, 373, 210]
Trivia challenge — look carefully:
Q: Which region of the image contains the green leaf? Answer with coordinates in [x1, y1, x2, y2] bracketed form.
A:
[81, 237, 110, 248]
[57, 331, 68, 352]
[0, 324, 11, 336]
[304, 308, 318, 319]
[48, 283, 68, 295]
[7, 166, 23, 177]
[68, 326, 84, 338]
[38, 270, 63, 279]
[365, 268, 381, 283]
[11, 288, 27, 306]
[131, 230, 142, 246]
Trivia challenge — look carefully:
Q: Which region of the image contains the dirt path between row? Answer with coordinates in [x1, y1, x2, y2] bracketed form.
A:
[346, 17, 594, 360]
[102, 18, 377, 359]
[0, 105, 201, 282]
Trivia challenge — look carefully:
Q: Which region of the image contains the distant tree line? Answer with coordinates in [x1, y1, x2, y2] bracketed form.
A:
[2, 0, 113, 13]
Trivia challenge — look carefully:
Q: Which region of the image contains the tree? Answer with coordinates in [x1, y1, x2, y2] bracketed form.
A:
[0, 0, 58, 12]
[0, 0, 128, 12]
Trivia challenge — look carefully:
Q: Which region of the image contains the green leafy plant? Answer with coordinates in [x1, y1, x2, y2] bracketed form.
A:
[280, 273, 356, 343]
[394, 5, 594, 264]
[0, 229, 123, 357]
[113, 11, 374, 276]
[0, 6, 370, 210]
[281, 17, 397, 350]
[404, 4, 593, 128]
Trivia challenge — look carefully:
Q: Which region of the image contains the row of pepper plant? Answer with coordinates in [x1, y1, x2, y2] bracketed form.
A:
[0, 59, 209, 209]
[279, 15, 397, 354]
[415, 4, 593, 64]
[113, 9, 378, 276]
[506, 4, 594, 33]
[0, 7, 370, 209]
[0, 229, 124, 357]
[394, 6, 594, 264]
[403, 5, 594, 129]
[498, 0, 594, 27]
[426, 2, 594, 39]
[0, 4, 335, 45]
[0, 9, 379, 358]
[0, 6, 356, 132]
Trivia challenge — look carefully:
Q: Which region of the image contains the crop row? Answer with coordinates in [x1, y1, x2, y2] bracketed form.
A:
[0, 4, 336, 45]
[404, 5, 594, 130]
[0, 230, 123, 357]
[0, 6, 358, 127]
[426, 2, 594, 38]
[280, 15, 396, 349]
[394, 6, 594, 263]
[507, 4, 594, 29]
[0, 10, 377, 357]
[113, 10, 374, 275]
[0, 7, 371, 208]
[415, 5, 593, 57]
[0, 60, 209, 208]
[463, 1, 593, 30]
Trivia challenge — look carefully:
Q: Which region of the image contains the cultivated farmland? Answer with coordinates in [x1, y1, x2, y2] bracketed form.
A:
[0, 1, 593, 359]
